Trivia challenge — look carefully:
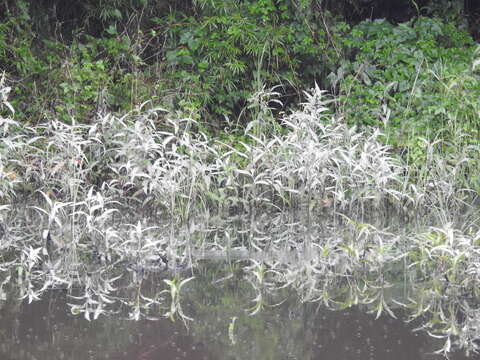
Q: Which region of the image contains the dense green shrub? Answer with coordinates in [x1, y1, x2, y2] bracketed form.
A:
[152, 0, 345, 127]
[0, 0, 346, 126]
[332, 17, 479, 147]
[0, 3, 152, 123]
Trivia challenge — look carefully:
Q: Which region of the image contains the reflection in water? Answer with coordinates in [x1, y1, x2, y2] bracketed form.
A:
[0, 210, 479, 358]
[0, 291, 214, 360]
[0, 264, 470, 360]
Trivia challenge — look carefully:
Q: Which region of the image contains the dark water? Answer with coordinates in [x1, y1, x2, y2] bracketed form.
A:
[0, 264, 470, 360]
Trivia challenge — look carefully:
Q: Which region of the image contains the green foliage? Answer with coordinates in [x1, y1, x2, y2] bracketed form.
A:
[53, 34, 150, 121]
[0, 6, 151, 123]
[332, 17, 479, 148]
[3, 0, 344, 126]
[0, 3, 49, 120]
[154, 0, 344, 126]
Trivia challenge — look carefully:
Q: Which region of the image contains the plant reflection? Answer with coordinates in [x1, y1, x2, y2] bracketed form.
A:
[0, 210, 479, 358]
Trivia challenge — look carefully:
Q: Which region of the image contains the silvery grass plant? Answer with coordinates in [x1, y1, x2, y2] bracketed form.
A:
[262, 85, 403, 215]
[1, 73, 478, 221]
[399, 133, 480, 221]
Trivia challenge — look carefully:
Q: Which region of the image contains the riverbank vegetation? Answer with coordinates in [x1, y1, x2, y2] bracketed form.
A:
[1, 0, 480, 357]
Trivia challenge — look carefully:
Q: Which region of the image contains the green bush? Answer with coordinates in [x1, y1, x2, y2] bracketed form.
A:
[0, 4, 151, 123]
[332, 17, 479, 147]
[1, 0, 346, 126]
[153, 0, 345, 127]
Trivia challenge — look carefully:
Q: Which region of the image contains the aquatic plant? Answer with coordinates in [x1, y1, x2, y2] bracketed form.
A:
[163, 276, 195, 322]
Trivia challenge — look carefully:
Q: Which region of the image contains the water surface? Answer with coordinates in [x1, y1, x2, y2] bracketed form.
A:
[0, 262, 470, 360]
